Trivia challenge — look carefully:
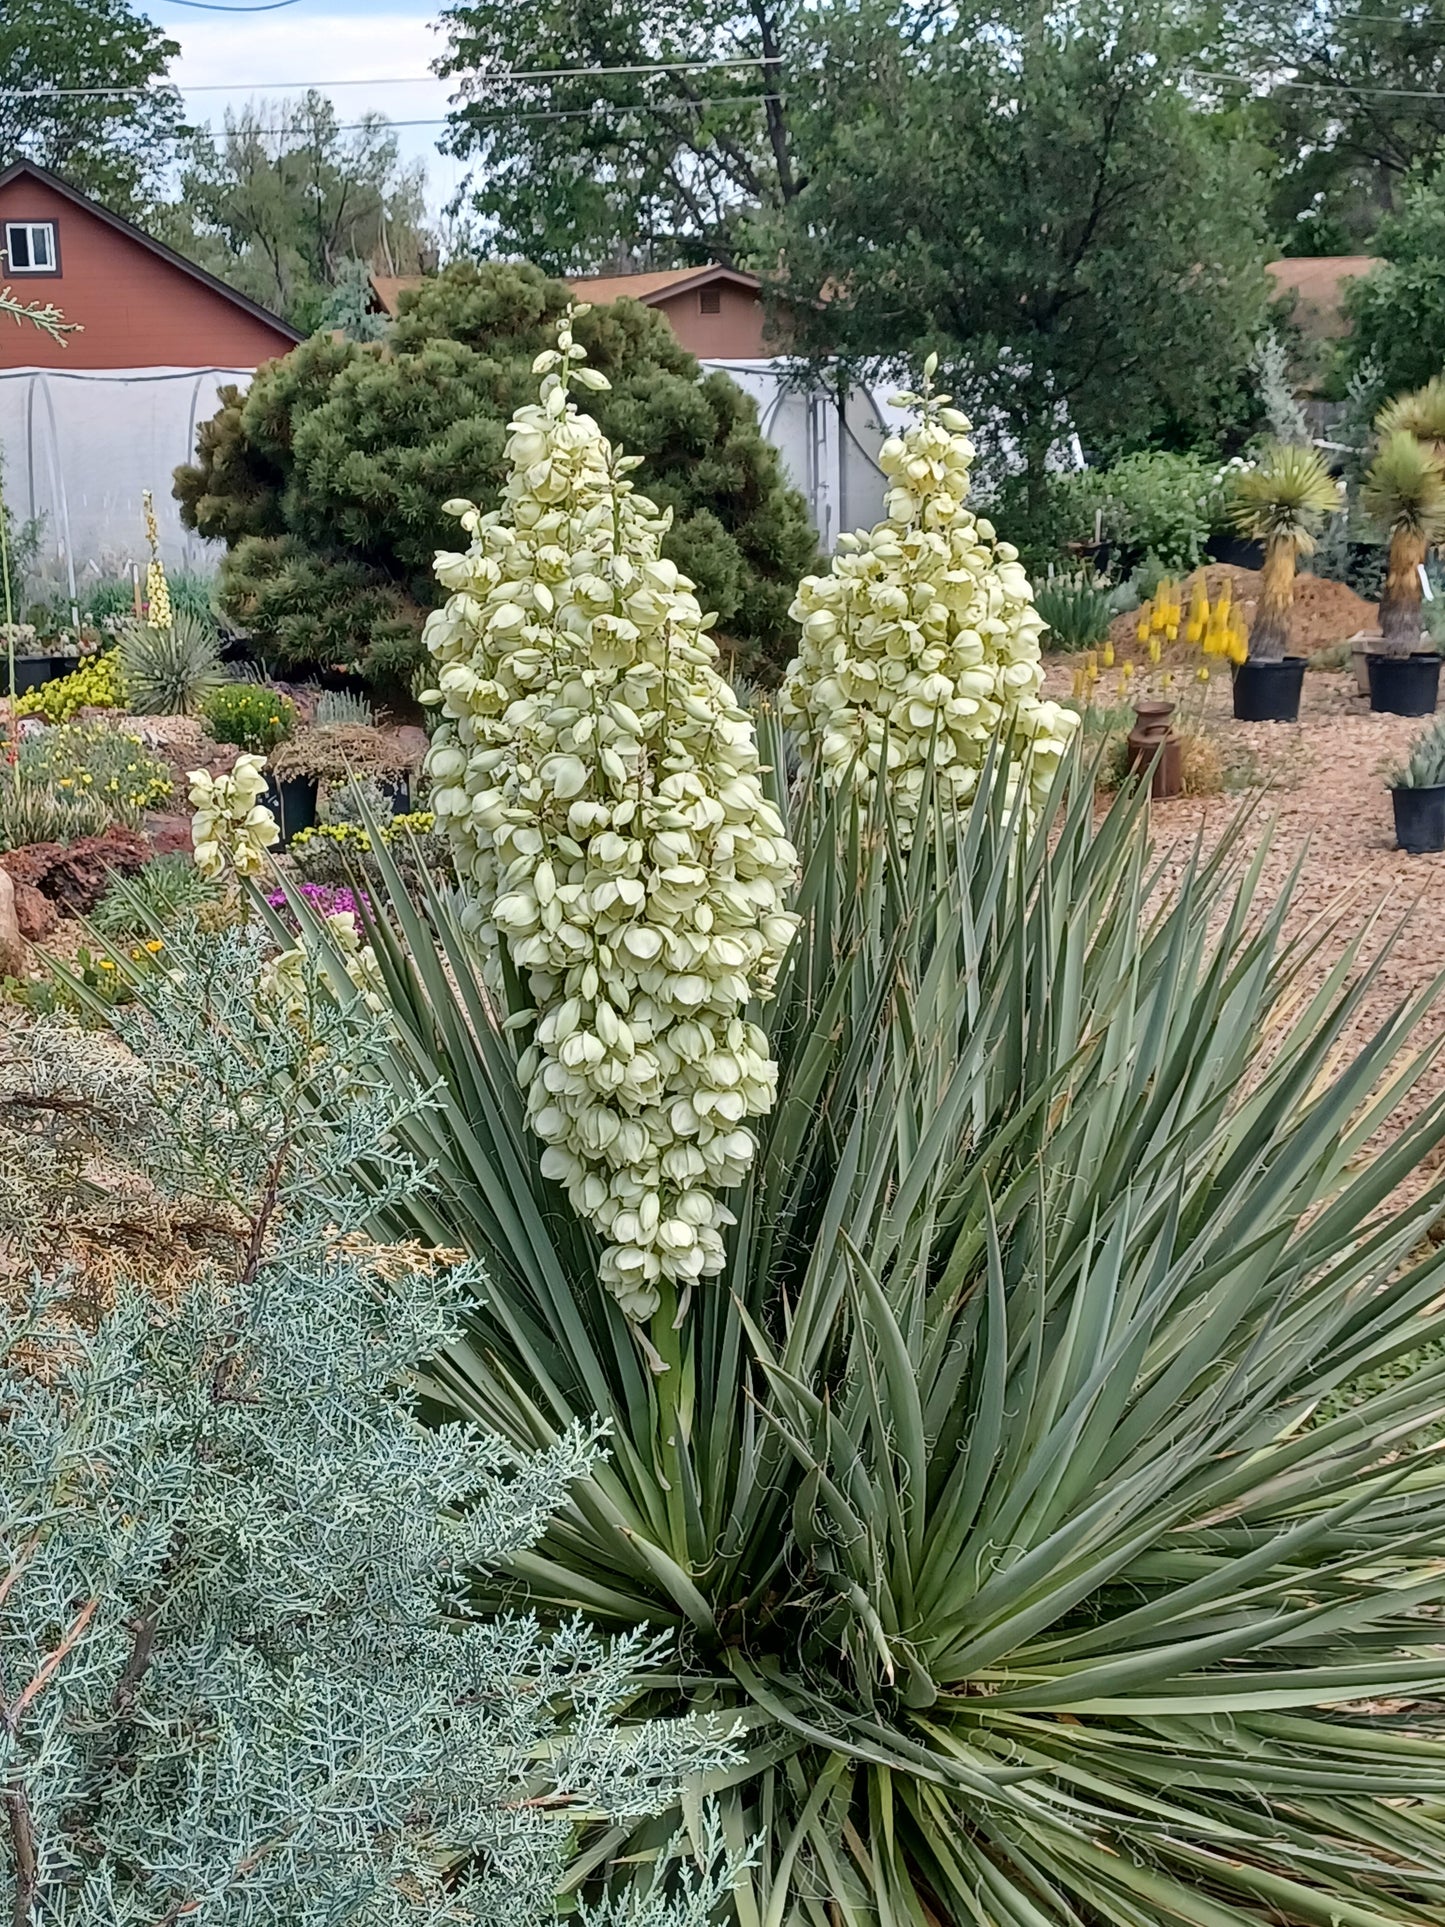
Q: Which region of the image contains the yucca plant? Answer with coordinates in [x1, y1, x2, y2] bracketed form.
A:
[117, 609, 225, 715]
[1230, 442, 1340, 659]
[1362, 430, 1445, 656]
[279, 740, 1445, 1927]
[1377, 373, 1445, 461]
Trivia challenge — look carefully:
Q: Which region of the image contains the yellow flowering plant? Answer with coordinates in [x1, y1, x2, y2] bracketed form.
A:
[781, 357, 1078, 838]
[142, 488, 172, 631]
[422, 308, 798, 1317]
[13, 651, 125, 723]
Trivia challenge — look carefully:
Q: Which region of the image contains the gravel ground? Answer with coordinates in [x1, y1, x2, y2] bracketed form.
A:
[1059, 662, 1445, 1203]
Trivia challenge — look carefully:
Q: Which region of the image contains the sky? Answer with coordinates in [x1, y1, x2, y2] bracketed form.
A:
[141, 0, 470, 217]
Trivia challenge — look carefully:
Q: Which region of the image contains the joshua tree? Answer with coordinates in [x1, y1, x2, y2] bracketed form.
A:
[1377, 374, 1445, 464]
[1362, 429, 1445, 654]
[1230, 442, 1341, 661]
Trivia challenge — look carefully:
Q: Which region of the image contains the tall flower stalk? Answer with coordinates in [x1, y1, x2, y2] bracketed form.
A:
[781, 358, 1077, 836]
[422, 311, 798, 1319]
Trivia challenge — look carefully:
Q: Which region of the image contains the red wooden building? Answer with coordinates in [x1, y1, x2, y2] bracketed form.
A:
[0, 161, 300, 584]
[0, 160, 299, 370]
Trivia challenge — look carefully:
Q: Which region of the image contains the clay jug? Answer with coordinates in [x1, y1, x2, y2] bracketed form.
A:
[1127, 699, 1182, 799]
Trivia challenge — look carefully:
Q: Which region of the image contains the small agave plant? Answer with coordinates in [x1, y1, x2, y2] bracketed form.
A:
[421, 310, 798, 1318]
[781, 355, 1078, 837]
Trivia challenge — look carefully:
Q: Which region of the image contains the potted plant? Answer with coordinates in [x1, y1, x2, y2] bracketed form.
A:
[266, 722, 418, 842]
[1228, 443, 1340, 722]
[1386, 713, 1445, 853]
[1360, 431, 1445, 715]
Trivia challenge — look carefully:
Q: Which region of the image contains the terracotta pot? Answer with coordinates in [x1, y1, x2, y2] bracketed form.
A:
[1127, 699, 1183, 799]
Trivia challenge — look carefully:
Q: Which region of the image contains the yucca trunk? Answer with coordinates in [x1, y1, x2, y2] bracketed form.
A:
[1247, 533, 1295, 661]
[1378, 526, 1429, 657]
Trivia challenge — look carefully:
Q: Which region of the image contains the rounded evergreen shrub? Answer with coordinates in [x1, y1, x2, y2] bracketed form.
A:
[175, 262, 818, 686]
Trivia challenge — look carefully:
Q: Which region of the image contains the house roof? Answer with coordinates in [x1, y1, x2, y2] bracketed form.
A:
[368, 273, 426, 318]
[0, 160, 303, 345]
[1266, 255, 1381, 338]
[366, 263, 766, 320]
[569, 264, 763, 305]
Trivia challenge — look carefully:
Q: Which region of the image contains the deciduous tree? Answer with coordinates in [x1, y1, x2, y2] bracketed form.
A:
[0, 0, 181, 213]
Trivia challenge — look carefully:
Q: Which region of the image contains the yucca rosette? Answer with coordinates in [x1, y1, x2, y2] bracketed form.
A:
[781, 362, 1078, 837]
[422, 312, 798, 1318]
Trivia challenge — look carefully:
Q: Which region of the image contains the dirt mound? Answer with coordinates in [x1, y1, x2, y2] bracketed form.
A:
[1106, 568, 1377, 659]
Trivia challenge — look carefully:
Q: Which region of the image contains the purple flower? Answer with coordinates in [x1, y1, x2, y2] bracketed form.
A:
[265, 881, 370, 927]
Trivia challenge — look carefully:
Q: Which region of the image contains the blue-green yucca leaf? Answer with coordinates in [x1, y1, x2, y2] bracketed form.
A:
[294, 755, 1445, 1927]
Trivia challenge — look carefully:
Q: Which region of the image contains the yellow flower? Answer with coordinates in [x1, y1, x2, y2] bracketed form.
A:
[1148, 638, 1162, 665]
[1101, 641, 1115, 667]
[98, 959, 116, 971]
[144, 938, 165, 953]
[1196, 665, 1210, 682]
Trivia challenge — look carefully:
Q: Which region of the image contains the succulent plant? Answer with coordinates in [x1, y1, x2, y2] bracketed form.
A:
[1387, 713, 1445, 789]
[117, 611, 225, 716]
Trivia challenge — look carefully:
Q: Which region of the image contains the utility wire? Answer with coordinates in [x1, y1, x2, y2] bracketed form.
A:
[0, 57, 775, 103]
[1186, 66, 1445, 96]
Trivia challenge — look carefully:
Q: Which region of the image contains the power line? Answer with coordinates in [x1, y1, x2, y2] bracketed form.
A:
[1187, 65, 1445, 97]
[162, 0, 302, 9]
[105, 94, 786, 139]
[0, 57, 775, 103]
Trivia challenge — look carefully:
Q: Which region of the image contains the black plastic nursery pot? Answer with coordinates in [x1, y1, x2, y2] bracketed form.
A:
[1392, 784, 1445, 855]
[1232, 656, 1306, 723]
[1206, 532, 1267, 571]
[379, 774, 411, 815]
[1367, 652, 1441, 718]
[263, 776, 319, 845]
[7, 654, 69, 695]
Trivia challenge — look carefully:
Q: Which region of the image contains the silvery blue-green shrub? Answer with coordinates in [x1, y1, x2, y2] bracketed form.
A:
[0, 930, 730, 1925]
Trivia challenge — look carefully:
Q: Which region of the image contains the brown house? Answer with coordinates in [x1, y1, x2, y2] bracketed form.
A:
[0, 160, 301, 370]
[370, 263, 786, 361]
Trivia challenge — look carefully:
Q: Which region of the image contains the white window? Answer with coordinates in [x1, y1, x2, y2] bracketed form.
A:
[5, 222, 58, 274]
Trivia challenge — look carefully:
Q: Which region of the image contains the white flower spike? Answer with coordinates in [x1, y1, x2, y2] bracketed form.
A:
[188, 753, 278, 879]
[423, 310, 799, 1319]
[781, 369, 1078, 840]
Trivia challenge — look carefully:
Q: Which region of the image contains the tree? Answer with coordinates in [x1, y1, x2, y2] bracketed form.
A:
[1230, 0, 1445, 252]
[766, 0, 1271, 507]
[158, 92, 433, 334]
[0, 0, 182, 213]
[437, 0, 800, 272]
[0, 923, 729, 1924]
[1342, 167, 1445, 399]
[1361, 428, 1445, 650]
[174, 262, 817, 685]
[1229, 441, 1341, 659]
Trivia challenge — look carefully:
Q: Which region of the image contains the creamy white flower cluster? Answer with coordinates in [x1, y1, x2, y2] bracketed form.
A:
[422, 312, 798, 1318]
[781, 363, 1078, 838]
[188, 754, 279, 879]
[263, 909, 385, 1019]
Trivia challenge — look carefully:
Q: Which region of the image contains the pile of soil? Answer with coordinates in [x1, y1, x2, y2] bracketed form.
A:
[1105, 568, 1378, 660]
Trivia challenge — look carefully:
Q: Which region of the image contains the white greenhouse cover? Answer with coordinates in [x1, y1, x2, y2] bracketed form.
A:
[0, 357, 905, 616]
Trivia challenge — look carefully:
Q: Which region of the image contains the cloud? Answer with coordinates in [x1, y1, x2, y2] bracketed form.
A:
[159, 10, 467, 213]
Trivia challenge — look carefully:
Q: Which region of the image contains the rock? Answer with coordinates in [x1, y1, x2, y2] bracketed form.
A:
[10, 877, 56, 942]
[1, 827, 151, 919]
[0, 868, 25, 977]
[145, 814, 195, 858]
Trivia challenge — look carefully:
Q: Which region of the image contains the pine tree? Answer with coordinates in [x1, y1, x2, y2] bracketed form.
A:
[0, 929, 731, 1925]
[174, 262, 818, 688]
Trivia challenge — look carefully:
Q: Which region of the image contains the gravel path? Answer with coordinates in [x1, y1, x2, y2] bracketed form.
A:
[1069, 664, 1445, 1201]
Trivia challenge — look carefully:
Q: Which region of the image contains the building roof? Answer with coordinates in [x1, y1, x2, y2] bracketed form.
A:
[1267, 255, 1381, 339]
[366, 263, 766, 320]
[0, 160, 303, 346]
[568, 264, 763, 305]
[368, 273, 426, 319]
